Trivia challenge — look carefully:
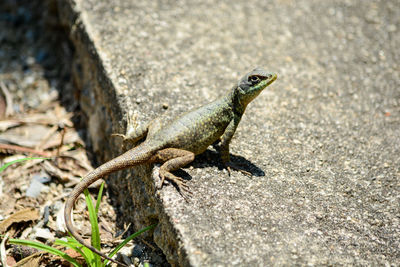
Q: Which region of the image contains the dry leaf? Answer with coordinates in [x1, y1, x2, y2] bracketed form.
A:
[40, 130, 82, 150]
[42, 160, 73, 183]
[12, 251, 42, 267]
[0, 208, 40, 233]
[0, 124, 50, 148]
[0, 120, 21, 132]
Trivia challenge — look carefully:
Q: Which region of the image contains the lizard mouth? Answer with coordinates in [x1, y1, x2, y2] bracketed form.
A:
[267, 73, 278, 85]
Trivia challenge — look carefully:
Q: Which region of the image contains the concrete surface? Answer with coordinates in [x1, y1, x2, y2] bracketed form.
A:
[57, 0, 399, 265]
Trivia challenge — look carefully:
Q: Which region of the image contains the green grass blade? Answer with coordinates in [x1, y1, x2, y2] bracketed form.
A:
[84, 188, 102, 266]
[64, 237, 99, 266]
[7, 238, 81, 267]
[54, 239, 91, 266]
[104, 223, 157, 265]
[66, 222, 101, 266]
[0, 157, 49, 172]
[95, 182, 105, 214]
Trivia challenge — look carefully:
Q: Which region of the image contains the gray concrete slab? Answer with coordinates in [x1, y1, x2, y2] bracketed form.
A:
[58, 0, 399, 265]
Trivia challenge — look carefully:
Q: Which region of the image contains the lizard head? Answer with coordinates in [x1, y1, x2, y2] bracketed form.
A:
[236, 68, 277, 107]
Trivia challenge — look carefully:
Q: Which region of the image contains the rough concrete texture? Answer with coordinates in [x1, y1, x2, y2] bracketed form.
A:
[57, 0, 399, 265]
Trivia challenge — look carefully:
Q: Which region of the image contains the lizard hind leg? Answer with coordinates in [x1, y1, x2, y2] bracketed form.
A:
[153, 148, 195, 199]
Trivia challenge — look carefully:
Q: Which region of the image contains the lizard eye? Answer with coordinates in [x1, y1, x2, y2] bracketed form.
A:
[249, 75, 260, 84]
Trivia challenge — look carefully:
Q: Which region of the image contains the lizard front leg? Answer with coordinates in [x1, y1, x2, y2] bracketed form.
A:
[113, 112, 165, 143]
[220, 115, 251, 175]
[112, 111, 149, 143]
[152, 148, 195, 198]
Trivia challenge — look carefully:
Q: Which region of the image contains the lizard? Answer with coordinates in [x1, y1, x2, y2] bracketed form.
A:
[64, 68, 277, 265]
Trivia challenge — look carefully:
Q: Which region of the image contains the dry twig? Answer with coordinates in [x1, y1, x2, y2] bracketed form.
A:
[0, 82, 14, 117]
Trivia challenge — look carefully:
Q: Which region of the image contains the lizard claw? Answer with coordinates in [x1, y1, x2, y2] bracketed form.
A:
[111, 133, 128, 140]
[111, 112, 138, 141]
[158, 170, 192, 201]
[112, 113, 148, 144]
[175, 178, 193, 201]
[224, 161, 251, 176]
[226, 166, 232, 176]
[158, 171, 166, 189]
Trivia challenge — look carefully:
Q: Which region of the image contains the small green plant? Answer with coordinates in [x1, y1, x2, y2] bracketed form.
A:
[0, 157, 50, 172]
[0, 158, 157, 266]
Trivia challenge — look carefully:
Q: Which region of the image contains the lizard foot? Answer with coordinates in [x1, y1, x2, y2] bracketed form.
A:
[159, 170, 192, 200]
[224, 161, 251, 176]
[112, 112, 148, 143]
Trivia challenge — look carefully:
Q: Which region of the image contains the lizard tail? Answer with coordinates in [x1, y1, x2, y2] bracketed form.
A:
[64, 145, 154, 266]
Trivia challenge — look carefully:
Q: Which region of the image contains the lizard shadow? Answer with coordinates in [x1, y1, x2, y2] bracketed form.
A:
[173, 148, 265, 181]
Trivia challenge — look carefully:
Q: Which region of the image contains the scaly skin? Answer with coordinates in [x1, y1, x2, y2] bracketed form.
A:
[64, 68, 277, 266]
